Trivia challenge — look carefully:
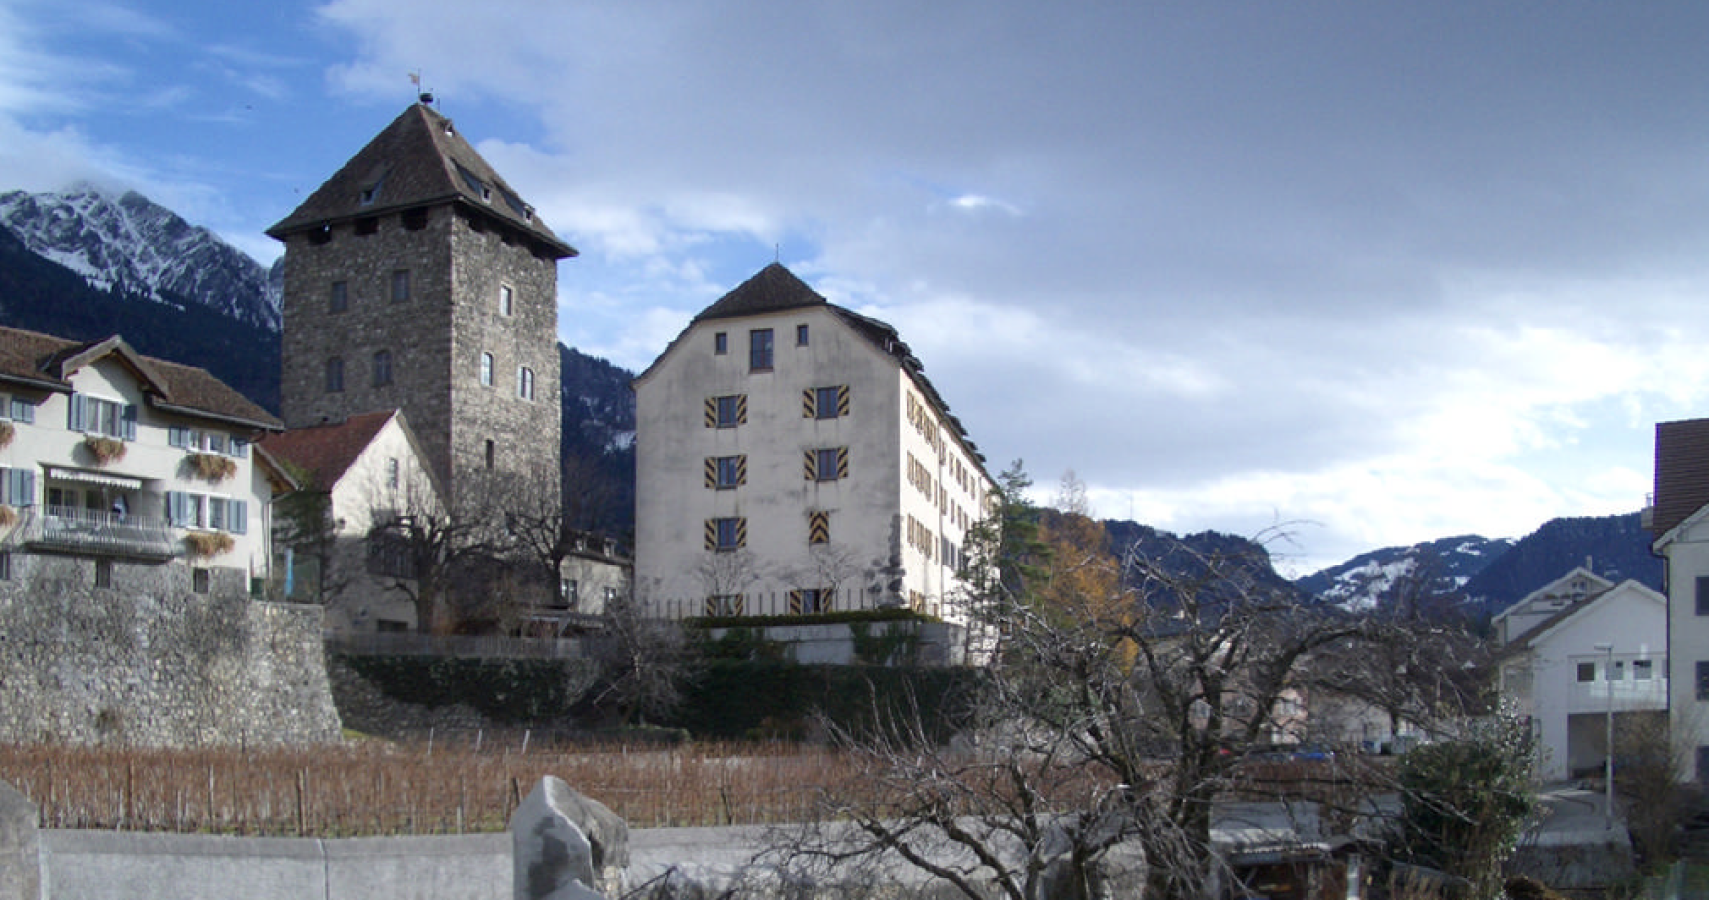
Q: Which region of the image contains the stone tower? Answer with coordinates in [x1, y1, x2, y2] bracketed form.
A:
[268, 100, 574, 507]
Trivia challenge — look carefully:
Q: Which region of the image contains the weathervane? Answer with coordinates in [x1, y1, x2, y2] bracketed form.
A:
[410, 71, 433, 105]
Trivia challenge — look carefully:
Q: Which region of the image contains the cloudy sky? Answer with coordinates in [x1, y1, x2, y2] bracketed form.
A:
[3, 0, 1707, 574]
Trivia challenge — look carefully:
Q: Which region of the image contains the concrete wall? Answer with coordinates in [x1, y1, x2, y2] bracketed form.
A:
[0, 555, 341, 746]
[39, 830, 509, 900]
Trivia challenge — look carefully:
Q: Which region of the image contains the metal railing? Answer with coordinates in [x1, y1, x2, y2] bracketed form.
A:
[11, 505, 178, 560]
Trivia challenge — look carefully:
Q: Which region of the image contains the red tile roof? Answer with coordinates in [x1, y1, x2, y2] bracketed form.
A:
[1652, 417, 1709, 537]
[257, 410, 397, 491]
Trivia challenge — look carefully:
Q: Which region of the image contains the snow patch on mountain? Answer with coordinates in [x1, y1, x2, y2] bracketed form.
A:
[0, 185, 280, 331]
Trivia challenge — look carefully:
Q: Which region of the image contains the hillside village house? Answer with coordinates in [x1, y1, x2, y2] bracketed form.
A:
[634, 264, 997, 630]
[0, 326, 284, 593]
[1649, 417, 1709, 780]
[1494, 566, 1667, 780]
[259, 409, 440, 633]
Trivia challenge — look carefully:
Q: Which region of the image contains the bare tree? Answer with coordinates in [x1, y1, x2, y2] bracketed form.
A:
[363, 466, 512, 634]
[789, 470, 1419, 900]
[590, 584, 695, 726]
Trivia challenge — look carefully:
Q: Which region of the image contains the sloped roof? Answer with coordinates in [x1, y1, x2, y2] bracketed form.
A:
[1500, 578, 1665, 655]
[0, 326, 281, 429]
[257, 410, 398, 491]
[654, 263, 990, 473]
[266, 101, 575, 259]
[1652, 417, 1709, 537]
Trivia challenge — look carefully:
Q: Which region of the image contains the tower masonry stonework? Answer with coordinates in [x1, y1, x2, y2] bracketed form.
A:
[269, 100, 574, 507]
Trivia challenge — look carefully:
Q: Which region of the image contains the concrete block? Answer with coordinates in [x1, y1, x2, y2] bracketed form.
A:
[0, 782, 39, 900]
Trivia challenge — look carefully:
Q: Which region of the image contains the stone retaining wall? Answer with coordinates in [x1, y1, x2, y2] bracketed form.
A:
[0, 555, 341, 746]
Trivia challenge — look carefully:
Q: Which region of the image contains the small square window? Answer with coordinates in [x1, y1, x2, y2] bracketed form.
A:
[797, 324, 809, 346]
[814, 447, 845, 482]
[192, 568, 210, 594]
[95, 559, 113, 589]
[714, 332, 728, 355]
[814, 386, 843, 420]
[330, 281, 348, 313]
[713, 455, 743, 489]
[749, 329, 774, 371]
[1609, 661, 1624, 681]
[1577, 662, 1596, 683]
[500, 284, 514, 316]
[714, 395, 742, 428]
[391, 269, 411, 303]
[1634, 659, 1654, 680]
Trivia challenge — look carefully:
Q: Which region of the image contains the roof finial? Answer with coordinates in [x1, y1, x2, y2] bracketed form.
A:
[410, 71, 433, 106]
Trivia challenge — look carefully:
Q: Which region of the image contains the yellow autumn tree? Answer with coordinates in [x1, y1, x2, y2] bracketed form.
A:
[1034, 472, 1137, 666]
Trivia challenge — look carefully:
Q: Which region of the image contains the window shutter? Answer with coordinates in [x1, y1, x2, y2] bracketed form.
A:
[802, 389, 815, 418]
[704, 519, 716, 551]
[67, 393, 86, 431]
[788, 590, 805, 615]
[704, 457, 717, 489]
[808, 510, 829, 545]
[802, 450, 816, 480]
[837, 448, 849, 479]
[837, 385, 850, 416]
[736, 456, 746, 486]
[736, 395, 747, 425]
[121, 404, 138, 441]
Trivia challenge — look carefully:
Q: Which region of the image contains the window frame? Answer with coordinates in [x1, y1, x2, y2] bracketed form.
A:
[391, 269, 411, 303]
[499, 284, 514, 316]
[326, 357, 345, 393]
[714, 395, 742, 429]
[1576, 662, 1596, 683]
[814, 386, 842, 420]
[796, 323, 809, 346]
[329, 280, 349, 313]
[749, 328, 774, 371]
[712, 516, 743, 551]
[518, 366, 535, 401]
[714, 332, 728, 355]
[372, 350, 393, 387]
[713, 455, 743, 490]
[479, 352, 494, 387]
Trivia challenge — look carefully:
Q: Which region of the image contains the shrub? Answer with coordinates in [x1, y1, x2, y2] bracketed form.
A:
[183, 531, 235, 558]
[189, 453, 238, 482]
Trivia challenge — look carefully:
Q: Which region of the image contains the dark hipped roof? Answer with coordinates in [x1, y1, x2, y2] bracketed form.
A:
[257, 410, 396, 491]
[1652, 417, 1709, 537]
[666, 263, 989, 473]
[266, 101, 576, 259]
[0, 326, 281, 430]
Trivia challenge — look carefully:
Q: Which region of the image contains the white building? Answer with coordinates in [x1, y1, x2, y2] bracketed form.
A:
[634, 264, 996, 626]
[260, 409, 441, 633]
[1494, 566, 1667, 781]
[0, 327, 283, 591]
[1649, 417, 1709, 780]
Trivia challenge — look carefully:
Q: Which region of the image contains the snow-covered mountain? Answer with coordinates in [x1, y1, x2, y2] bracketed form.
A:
[0, 186, 280, 331]
[1294, 534, 1516, 612]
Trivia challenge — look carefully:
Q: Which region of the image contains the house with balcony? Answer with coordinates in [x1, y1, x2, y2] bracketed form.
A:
[1495, 566, 1667, 780]
[0, 327, 284, 592]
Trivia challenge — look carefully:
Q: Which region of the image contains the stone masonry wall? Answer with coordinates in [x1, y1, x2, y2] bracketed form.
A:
[0, 555, 342, 746]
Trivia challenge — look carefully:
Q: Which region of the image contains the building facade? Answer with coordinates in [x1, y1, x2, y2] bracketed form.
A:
[0, 327, 283, 590]
[1494, 567, 1667, 780]
[634, 264, 996, 625]
[267, 99, 575, 508]
[1649, 417, 1709, 780]
[260, 409, 442, 634]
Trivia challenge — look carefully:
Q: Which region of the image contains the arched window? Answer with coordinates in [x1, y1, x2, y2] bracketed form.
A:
[517, 366, 534, 400]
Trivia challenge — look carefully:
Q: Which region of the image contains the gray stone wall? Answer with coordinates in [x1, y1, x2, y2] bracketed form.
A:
[278, 205, 561, 508]
[279, 208, 457, 482]
[0, 554, 341, 746]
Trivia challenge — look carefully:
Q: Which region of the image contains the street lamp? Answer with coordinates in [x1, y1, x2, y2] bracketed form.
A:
[1593, 641, 1614, 828]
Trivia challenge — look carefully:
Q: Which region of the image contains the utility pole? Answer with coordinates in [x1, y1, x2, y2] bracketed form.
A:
[1594, 641, 1614, 828]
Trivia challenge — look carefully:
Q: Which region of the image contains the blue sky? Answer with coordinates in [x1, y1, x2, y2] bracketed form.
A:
[4, 0, 1709, 573]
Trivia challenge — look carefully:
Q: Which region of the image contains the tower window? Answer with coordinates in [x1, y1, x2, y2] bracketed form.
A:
[518, 367, 535, 401]
[485, 440, 495, 469]
[797, 324, 809, 346]
[329, 281, 348, 313]
[372, 351, 393, 387]
[499, 285, 514, 316]
[391, 269, 411, 303]
[479, 352, 494, 386]
[325, 357, 345, 393]
[401, 208, 428, 230]
[749, 329, 774, 371]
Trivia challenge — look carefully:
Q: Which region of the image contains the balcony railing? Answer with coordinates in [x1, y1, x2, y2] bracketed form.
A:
[10, 505, 178, 561]
[1567, 677, 1668, 714]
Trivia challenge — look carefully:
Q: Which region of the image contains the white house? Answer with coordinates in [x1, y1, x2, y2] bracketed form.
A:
[259, 409, 442, 633]
[1649, 416, 1709, 780]
[1495, 566, 1667, 781]
[633, 264, 996, 628]
[0, 327, 283, 591]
